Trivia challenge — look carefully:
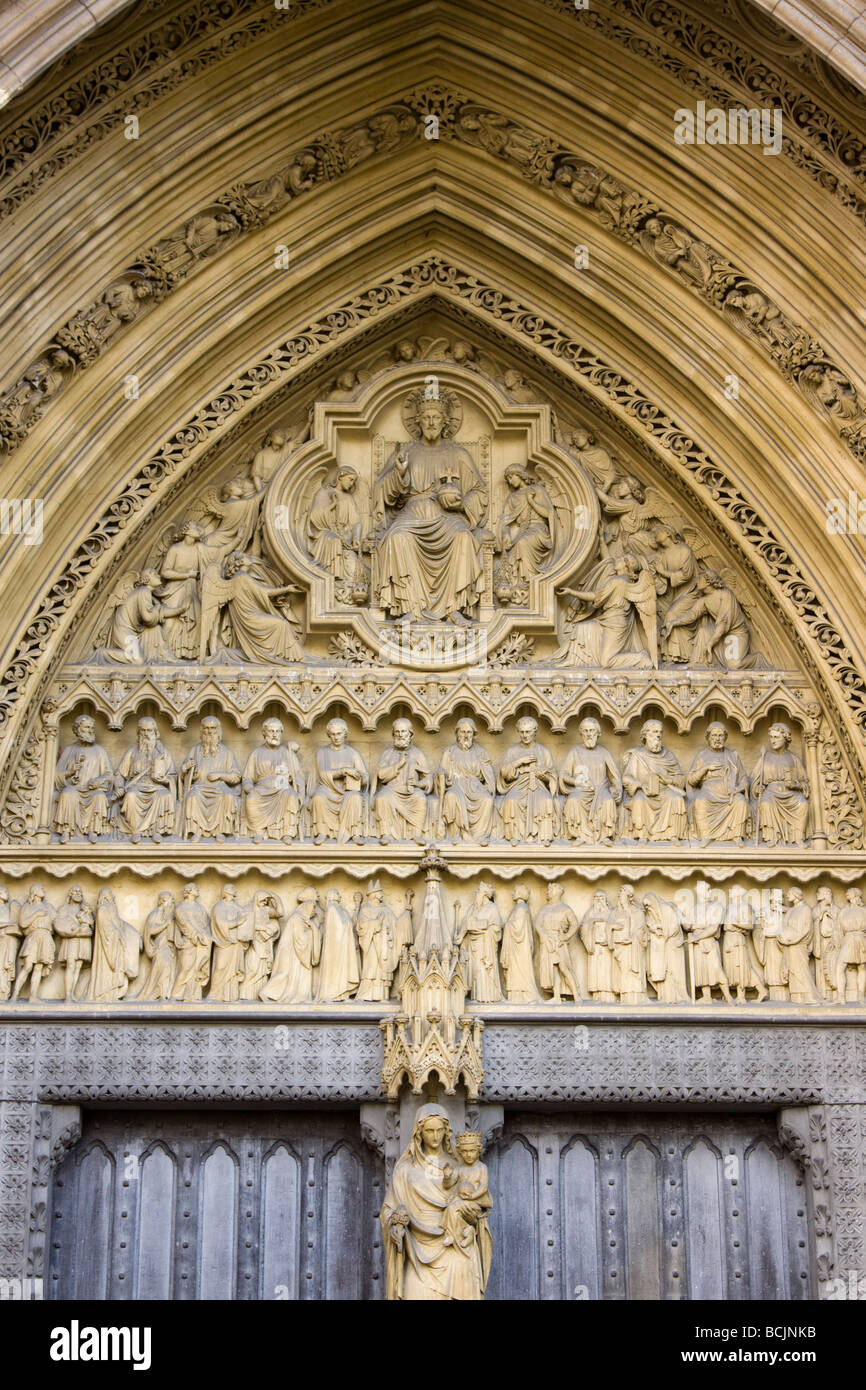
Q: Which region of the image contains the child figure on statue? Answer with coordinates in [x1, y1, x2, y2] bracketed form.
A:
[442, 1131, 493, 1261]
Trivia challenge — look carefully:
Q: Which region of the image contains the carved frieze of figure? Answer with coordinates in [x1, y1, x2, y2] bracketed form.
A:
[456, 881, 503, 1003]
[250, 428, 291, 490]
[355, 880, 397, 1002]
[172, 883, 213, 1002]
[610, 885, 648, 1003]
[442, 1131, 492, 1292]
[498, 716, 558, 845]
[373, 718, 433, 844]
[781, 888, 820, 1004]
[493, 465, 556, 602]
[436, 718, 496, 844]
[180, 716, 241, 841]
[100, 569, 179, 663]
[200, 550, 304, 663]
[381, 1103, 490, 1301]
[198, 478, 265, 569]
[556, 554, 656, 668]
[88, 887, 141, 1003]
[307, 465, 368, 603]
[535, 882, 581, 1002]
[650, 525, 699, 662]
[240, 892, 283, 1000]
[391, 889, 416, 968]
[686, 722, 750, 845]
[639, 217, 714, 288]
[371, 395, 486, 622]
[242, 718, 304, 842]
[53, 714, 114, 842]
[597, 476, 657, 559]
[754, 888, 787, 1001]
[686, 886, 732, 1002]
[209, 883, 254, 1003]
[0, 887, 21, 1001]
[115, 716, 177, 842]
[53, 884, 93, 1003]
[500, 883, 540, 1003]
[309, 717, 368, 843]
[812, 886, 842, 1001]
[137, 891, 177, 1001]
[721, 890, 767, 1002]
[11, 885, 55, 1002]
[580, 889, 616, 1002]
[622, 719, 687, 842]
[751, 722, 810, 846]
[260, 888, 321, 1003]
[565, 427, 618, 492]
[836, 887, 866, 1002]
[159, 520, 205, 659]
[559, 717, 621, 844]
[643, 893, 688, 1003]
[316, 888, 360, 1002]
[661, 570, 761, 669]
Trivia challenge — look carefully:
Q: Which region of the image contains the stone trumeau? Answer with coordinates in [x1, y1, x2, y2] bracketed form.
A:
[0, 0, 863, 1321]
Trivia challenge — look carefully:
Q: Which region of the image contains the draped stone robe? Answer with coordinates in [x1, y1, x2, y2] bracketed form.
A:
[181, 743, 240, 838]
[260, 907, 321, 1003]
[560, 743, 621, 842]
[374, 746, 432, 840]
[622, 744, 687, 841]
[497, 740, 557, 842]
[686, 746, 749, 841]
[438, 742, 495, 840]
[242, 742, 304, 840]
[53, 741, 114, 838]
[209, 898, 254, 1002]
[308, 743, 368, 841]
[500, 899, 539, 1002]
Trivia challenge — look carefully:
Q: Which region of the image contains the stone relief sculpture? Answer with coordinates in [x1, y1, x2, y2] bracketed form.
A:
[559, 717, 621, 844]
[643, 893, 688, 1003]
[500, 884, 540, 1003]
[199, 551, 305, 663]
[686, 722, 750, 845]
[836, 888, 866, 1002]
[355, 881, 397, 1002]
[88, 887, 140, 1003]
[812, 886, 841, 1001]
[240, 891, 283, 1000]
[209, 883, 254, 1003]
[621, 719, 687, 843]
[309, 717, 368, 844]
[180, 717, 241, 841]
[752, 722, 810, 846]
[53, 884, 93, 1002]
[260, 887, 321, 1003]
[12, 885, 55, 1001]
[307, 465, 369, 604]
[115, 717, 177, 842]
[373, 718, 433, 844]
[493, 464, 557, 603]
[556, 553, 656, 668]
[497, 716, 557, 845]
[436, 718, 496, 844]
[685, 885, 732, 1003]
[242, 718, 304, 842]
[0, 886, 20, 1001]
[610, 885, 648, 1004]
[316, 888, 360, 1002]
[137, 890, 176, 1002]
[172, 883, 213, 1002]
[580, 890, 616, 1003]
[456, 881, 503, 1003]
[535, 882, 581, 1002]
[53, 714, 114, 842]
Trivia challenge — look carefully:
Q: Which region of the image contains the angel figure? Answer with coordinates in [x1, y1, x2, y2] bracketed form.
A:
[661, 570, 764, 669]
[199, 551, 306, 663]
[198, 476, 266, 567]
[596, 476, 658, 559]
[494, 465, 557, 601]
[556, 553, 656, 667]
[95, 569, 182, 663]
[307, 464, 369, 603]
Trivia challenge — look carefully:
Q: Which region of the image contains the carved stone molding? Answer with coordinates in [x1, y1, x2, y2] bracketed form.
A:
[778, 1105, 835, 1287]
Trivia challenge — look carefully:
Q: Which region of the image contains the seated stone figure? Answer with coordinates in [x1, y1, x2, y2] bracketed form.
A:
[179, 716, 241, 840]
[751, 722, 810, 846]
[373, 717, 433, 843]
[497, 716, 558, 844]
[115, 716, 177, 842]
[242, 717, 305, 842]
[621, 718, 686, 842]
[686, 721, 749, 845]
[53, 714, 114, 842]
[308, 717, 368, 843]
[559, 716, 621, 844]
[436, 718, 496, 844]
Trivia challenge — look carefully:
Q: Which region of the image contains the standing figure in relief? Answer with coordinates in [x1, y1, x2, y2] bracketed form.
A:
[751, 723, 810, 846]
[498, 716, 558, 845]
[456, 882, 503, 1003]
[437, 718, 496, 844]
[373, 718, 433, 843]
[198, 477, 265, 568]
[597, 476, 657, 559]
[643, 894, 688, 1003]
[651, 526, 699, 662]
[172, 883, 213, 1002]
[621, 719, 687, 842]
[53, 884, 93, 1002]
[686, 885, 732, 1002]
[0, 887, 21, 1001]
[307, 465, 366, 601]
[260, 888, 321, 1003]
[180, 716, 241, 840]
[199, 551, 305, 663]
[500, 884, 540, 1003]
[11, 885, 55, 1002]
[754, 888, 787, 1001]
[250, 428, 290, 490]
[88, 888, 141, 1003]
[495, 464, 557, 581]
[240, 892, 283, 1000]
[371, 397, 486, 622]
[316, 889, 360, 1002]
[580, 890, 617, 1002]
[781, 888, 819, 1004]
[610, 885, 648, 1003]
[555, 553, 656, 668]
[721, 890, 767, 1002]
[812, 886, 842, 1000]
[137, 891, 177, 1001]
[115, 716, 177, 842]
[559, 716, 621, 844]
[355, 881, 397, 1002]
[209, 883, 254, 1003]
[391, 889, 416, 969]
[242, 717, 305, 842]
[836, 887, 866, 1002]
[686, 722, 750, 845]
[53, 714, 114, 842]
[535, 882, 582, 1002]
[309, 717, 368, 844]
[442, 1132, 493, 1293]
[159, 521, 205, 659]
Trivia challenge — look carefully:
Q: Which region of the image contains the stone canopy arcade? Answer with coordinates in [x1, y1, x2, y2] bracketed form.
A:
[0, 0, 865, 1304]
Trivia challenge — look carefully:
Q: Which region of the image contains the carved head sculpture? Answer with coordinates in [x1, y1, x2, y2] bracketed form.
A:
[613, 475, 645, 503]
[140, 568, 162, 590]
[503, 369, 527, 392]
[67, 885, 84, 905]
[28, 884, 45, 902]
[366, 880, 383, 903]
[846, 888, 863, 906]
[392, 717, 414, 749]
[768, 722, 792, 751]
[297, 886, 319, 911]
[262, 718, 283, 748]
[786, 888, 804, 906]
[72, 714, 96, 745]
[546, 882, 564, 902]
[516, 715, 538, 746]
[336, 370, 357, 392]
[641, 718, 664, 753]
[264, 428, 287, 450]
[394, 339, 417, 362]
[816, 886, 834, 906]
[182, 883, 199, 901]
[336, 466, 358, 493]
[475, 880, 494, 904]
[418, 399, 446, 444]
[455, 1131, 484, 1164]
[614, 553, 641, 578]
[137, 716, 159, 750]
[705, 722, 728, 751]
[325, 887, 342, 904]
[223, 551, 251, 578]
[200, 716, 222, 753]
[591, 890, 610, 911]
[697, 569, 725, 594]
[408, 1103, 455, 1162]
[455, 718, 477, 750]
[618, 885, 635, 906]
[569, 428, 593, 449]
[504, 464, 531, 490]
[179, 520, 205, 542]
[451, 340, 476, 365]
[579, 717, 601, 748]
[220, 884, 238, 902]
[157, 891, 174, 910]
[512, 882, 530, 903]
[326, 717, 348, 748]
